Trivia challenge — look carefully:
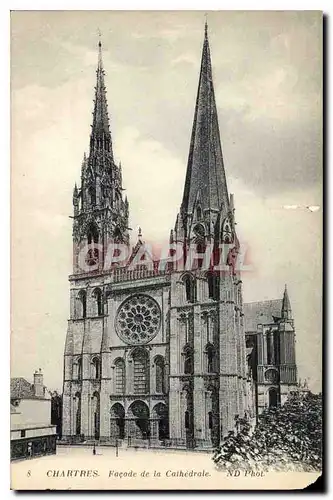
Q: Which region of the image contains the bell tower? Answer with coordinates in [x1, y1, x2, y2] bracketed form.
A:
[72, 40, 130, 275]
[169, 23, 249, 448]
[62, 39, 131, 441]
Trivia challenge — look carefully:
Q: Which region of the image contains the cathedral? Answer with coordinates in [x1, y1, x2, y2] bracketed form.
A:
[62, 24, 298, 449]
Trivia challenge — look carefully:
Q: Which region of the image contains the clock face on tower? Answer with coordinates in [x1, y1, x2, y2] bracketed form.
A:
[115, 294, 161, 345]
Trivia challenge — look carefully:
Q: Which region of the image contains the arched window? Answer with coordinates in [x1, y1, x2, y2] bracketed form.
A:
[196, 205, 203, 221]
[88, 186, 96, 206]
[222, 217, 233, 244]
[266, 332, 273, 365]
[184, 355, 192, 374]
[182, 274, 196, 303]
[193, 223, 205, 239]
[184, 275, 192, 302]
[74, 392, 81, 436]
[91, 392, 100, 439]
[207, 272, 219, 300]
[77, 358, 82, 380]
[208, 411, 213, 429]
[78, 290, 87, 319]
[185, 410, 190, 429]
[114, 358, 125, 394]
[132, 349, 149, 394]
[93, 288, 103, 316]
[91, 357, 101, 379]
[206, 345, 215, 373]
[207, 273, 214, 299]
[183, 346, 193, 375]
[155, 356, 165, 394]
[274, 331, 280, 365]
[87, 223, 99, 245]
[195, 239, 206, 270]
[86, 224, 100, 267]
[196, 240, 205, 254]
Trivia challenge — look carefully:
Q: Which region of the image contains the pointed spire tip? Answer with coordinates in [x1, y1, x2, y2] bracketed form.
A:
[181, 18, 229, 217]
[90, 31, 113, 156]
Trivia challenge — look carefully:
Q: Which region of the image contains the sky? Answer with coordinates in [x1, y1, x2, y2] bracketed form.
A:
[11, 11, 322, 392]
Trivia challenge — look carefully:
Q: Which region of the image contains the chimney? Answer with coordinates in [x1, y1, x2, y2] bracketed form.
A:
[33, 368, 44, 397]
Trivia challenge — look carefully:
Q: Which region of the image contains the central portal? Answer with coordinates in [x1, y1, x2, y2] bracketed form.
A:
[128, 400, 150, 440]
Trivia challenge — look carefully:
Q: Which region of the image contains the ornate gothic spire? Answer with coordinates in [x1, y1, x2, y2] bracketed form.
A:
[73, 38, 130, 248]
[90, 39, 113, 157]
[281, 284, 292, 320]
[181, 22, 229, 217]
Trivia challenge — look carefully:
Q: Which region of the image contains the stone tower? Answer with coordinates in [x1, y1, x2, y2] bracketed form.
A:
[72, 40, 130, 274]
[168, 23, 249, 448]
[244, 285, 298, 414]
[257, 286, 298, 410]
[62, 40, 130, 440]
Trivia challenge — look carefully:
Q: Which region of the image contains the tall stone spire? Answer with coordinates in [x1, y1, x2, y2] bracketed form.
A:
[72, 38, 130, 254]
[90, 39, 113, 157]
[181, 22, 229, 218]
[281, 284, 292, 320]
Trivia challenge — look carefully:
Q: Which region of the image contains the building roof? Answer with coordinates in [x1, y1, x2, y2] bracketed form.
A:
[10, 377, 45, 400]
[243, 299, 283, 332]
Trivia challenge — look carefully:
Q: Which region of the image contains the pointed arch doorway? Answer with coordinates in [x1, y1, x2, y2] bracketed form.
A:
[152, 403, 169, 441]
[128, 400, 150, 440]
[110, 403, 125, 440]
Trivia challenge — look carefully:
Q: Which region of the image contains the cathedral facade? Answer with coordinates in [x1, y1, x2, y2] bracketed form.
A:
[62, 25, 297, 449]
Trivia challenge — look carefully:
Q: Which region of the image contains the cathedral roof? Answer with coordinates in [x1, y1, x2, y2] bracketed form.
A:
[181, 22, 229, 216]
[243, 299, 283, 332]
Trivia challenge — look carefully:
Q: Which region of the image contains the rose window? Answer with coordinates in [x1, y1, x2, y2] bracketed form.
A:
[115, 294, 161, 345]
[264, 368, 279, 384]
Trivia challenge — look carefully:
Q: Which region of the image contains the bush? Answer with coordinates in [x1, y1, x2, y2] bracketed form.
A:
[213, 391, 322, 472]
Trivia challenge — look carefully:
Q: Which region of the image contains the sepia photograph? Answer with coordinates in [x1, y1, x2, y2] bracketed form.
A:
[10, 10, 323, 490]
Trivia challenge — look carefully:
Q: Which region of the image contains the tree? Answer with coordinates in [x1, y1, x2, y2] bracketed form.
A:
[50, 391, 63, 438]
[213, 391, 322, 472]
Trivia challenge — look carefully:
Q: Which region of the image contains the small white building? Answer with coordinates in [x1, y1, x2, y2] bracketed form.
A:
[10, 369, 57, 460]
